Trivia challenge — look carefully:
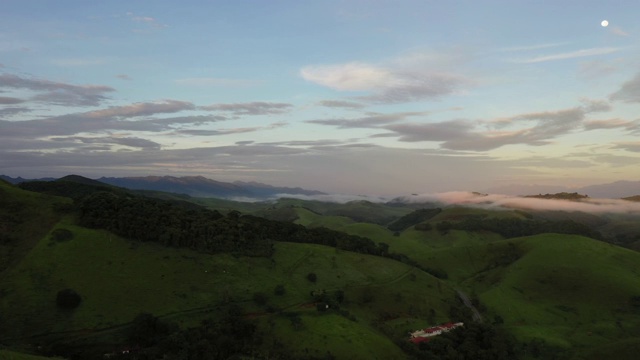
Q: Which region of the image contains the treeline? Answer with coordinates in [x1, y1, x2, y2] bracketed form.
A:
[79, 191, 274, 257]
[524, 192, 588, 200]
[437, 216, 602, 240]
[240, 215, 448, 279]
[387, 208, 442, 232]
[77, 191, 449, 278]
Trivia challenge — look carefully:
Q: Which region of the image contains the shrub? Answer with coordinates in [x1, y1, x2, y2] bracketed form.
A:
[253, 292, 268, 306]
[307, 272, 317, 283]
[56, 288, 82, 309]
[50, 228, 73, 242]
[274, 284, 285, 296]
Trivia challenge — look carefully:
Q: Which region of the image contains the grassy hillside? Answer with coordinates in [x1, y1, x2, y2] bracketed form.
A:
[0, 181, 70, 273]
[0, 349, 64, 360]
[477, 235, 640, 350]
[0, 217, 457, 359]
[332, 207, 640, 357]
[4, 181, 640, 358]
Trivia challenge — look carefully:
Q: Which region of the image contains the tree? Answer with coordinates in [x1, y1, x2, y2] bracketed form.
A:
[252, 292, 268, 306]
[307, 272, 317, 283]
[56, 288, 82, 309]
[274, 284, 285, 296]
[50, 228, 74, 242]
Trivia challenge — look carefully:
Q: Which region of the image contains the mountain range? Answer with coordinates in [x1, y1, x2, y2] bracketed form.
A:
[0, 175, 325, 200]
[2, 174, 639, 199]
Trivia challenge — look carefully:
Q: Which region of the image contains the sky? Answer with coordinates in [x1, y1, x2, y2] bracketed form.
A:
[1, 0, 640, 196]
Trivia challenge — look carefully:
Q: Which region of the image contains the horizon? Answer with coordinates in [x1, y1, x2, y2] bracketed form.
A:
[3, 172, 640, 203]
[2, 1, 640, 195]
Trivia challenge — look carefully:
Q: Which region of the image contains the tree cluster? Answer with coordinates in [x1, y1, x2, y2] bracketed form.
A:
[387, 208, 442, 232]
[78, 192, 273, 257]
[112, 309, 261, 360]
[438, 217, 601, 240]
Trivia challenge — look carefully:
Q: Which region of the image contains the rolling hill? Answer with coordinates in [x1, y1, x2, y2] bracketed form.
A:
[2, 177, 640, 359]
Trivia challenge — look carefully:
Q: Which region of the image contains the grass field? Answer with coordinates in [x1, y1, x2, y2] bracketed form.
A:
[4, 181, 640, 358]
[0, 349, 64, 360]
[0, 215, 457, 358]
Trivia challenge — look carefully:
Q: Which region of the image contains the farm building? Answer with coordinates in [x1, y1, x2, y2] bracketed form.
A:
[409, 322, 464, 344]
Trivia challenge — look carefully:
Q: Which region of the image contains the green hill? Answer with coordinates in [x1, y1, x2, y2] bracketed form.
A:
[0, 217, 457, 359]
[3, 180, 640, 359]
[0, 349, 64, 360]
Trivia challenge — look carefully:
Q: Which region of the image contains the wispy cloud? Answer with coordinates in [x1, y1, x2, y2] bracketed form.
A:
[200, 102, 293, 115]
[0, 96, 24, 104]
[613, 142, 640, 152]
[126, 12, 168, 31]
[0, 73, 114, 106]
[317, 99, 365, 109]
[610, 26, 629, 36]
[609, 72, 640, 103]
[500, 42, 565, 52]
[175, 77, 261, 87]
[50, 136, 162, 150]
[516, 47, 621, 63]
[301, 56, 471, 104]
[307, 111, 427, 129]
[86, 100, 195, 119]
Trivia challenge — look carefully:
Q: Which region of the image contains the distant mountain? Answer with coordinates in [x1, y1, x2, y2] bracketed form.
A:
[232, 180, 325, 197]
[577, 180, 640, 198]
[487, 180, 640, 198]
[484, 184, 573, 196]
[98, 175, 325, 199]
[0, 175, 56, 184]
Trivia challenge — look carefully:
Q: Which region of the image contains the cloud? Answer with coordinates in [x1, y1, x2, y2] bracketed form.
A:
[50, 136, 161, 150]
[301, 60, 469, 104]
[385, 107, 586, 151]
[175, 128, 261, 136]
[385, 119, 473, 142]
[200, 102, 293, 115]
[0, 112, 229, 139]
[301, 62, 392, 91]
[116, 74, 132, 80]
[173, 121, 286, 137]
[317, 100, 365, 109]
[0, 106, 31, 117]
[579, 98, 611, 113]
[175, 78, 260, 87]
[610, 26, 629, 36]
[578, 60, 618, 79]
[307, 111, 427, 129]
[126, 12, 168, 30]
[613, 142, 640, 152]
[584, 119, 636, 131]
[609, 72, 640, 103]
[515, 47, 621, 63]
[396, 191, 640, 214]
[86, 100, 195, 118]
[269, 193, 390, 204]
[500, 43, 565, 52]
[0, 96, 24, 104]
[0, 73, 114, 106]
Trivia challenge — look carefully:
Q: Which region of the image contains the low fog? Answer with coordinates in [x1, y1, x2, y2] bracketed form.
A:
[396, 192, 640, 214]
[268, 191, 640, 214]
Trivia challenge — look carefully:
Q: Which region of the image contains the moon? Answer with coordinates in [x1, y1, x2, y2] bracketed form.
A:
[601, 20, 609, 27]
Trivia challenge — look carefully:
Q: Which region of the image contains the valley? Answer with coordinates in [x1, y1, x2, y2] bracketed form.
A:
[1, 176, 640, 359]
